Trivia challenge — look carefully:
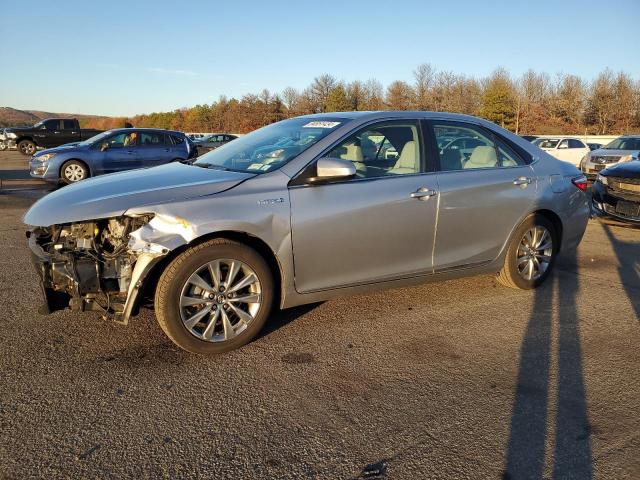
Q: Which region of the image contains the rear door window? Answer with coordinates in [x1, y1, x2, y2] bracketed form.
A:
[568, 139, 585, 148]
[431, 122, 526, 170]
[140, 131, 166, 146]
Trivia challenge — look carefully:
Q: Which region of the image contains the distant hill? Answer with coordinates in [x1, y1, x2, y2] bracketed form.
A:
[0, 107, 111, 128]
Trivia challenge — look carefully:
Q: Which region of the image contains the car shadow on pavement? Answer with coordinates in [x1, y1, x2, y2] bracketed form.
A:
[602, 223, 640, 321]
[503, 248, 593, 479]
[255, 303, 322, 340]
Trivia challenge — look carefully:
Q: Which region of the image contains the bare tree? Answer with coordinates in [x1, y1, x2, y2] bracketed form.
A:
[362, 79, 384, 110]
[385, 81, 414, 110]
[585, 70, 616, 134]
[612, 72, 636, 133]
[413, 63, 435, 110]
[310, 74, 337, 112]
[281, 87, 301, 115]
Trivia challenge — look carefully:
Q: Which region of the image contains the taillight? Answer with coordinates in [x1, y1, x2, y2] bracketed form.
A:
[571, 175, 588, 191]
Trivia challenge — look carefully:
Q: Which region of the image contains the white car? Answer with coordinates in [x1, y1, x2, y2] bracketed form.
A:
[532, 137, 590, 167]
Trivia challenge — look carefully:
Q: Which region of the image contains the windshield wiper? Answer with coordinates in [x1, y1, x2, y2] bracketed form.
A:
[197, 164, 247, 173]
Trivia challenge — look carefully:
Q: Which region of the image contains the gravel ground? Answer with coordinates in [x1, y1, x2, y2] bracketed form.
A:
[0, 191, 638, 479]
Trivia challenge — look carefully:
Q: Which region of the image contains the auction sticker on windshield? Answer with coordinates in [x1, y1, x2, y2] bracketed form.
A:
[303, 121, 341, 129]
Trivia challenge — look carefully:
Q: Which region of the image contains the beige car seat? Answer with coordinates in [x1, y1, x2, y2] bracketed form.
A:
[339, 142, 366, 175]
[463, 145, 497, 169]
[389, 141, 418, 174]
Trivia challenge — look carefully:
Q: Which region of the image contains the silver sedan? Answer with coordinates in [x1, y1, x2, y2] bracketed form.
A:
[24, 112, 590, 353]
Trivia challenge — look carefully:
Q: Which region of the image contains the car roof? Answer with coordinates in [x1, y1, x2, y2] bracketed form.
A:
[296, 110, 496, 123]
[108, 127, 183, 135]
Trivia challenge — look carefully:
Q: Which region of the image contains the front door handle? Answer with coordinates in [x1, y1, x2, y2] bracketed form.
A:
[513, 176, 532, 186]
[126, 150, 135, 155]
[410, 187, 437, 200]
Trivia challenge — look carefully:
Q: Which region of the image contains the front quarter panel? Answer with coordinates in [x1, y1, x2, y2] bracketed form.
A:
[126, 171, 295, 306]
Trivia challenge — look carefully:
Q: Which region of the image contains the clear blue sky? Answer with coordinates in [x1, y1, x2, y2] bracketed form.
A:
[1, 0, 638, 117]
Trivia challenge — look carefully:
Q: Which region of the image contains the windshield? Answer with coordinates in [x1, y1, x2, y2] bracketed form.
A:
[604, 137, 640, 150]
[533, 138, 560, 148]
[77, 130, 113, 147]
[194, 117, 348, 173]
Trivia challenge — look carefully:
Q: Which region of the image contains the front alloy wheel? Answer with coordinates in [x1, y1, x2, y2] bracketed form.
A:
[155, 238, 274, 354]
[179, 259, 262, 342]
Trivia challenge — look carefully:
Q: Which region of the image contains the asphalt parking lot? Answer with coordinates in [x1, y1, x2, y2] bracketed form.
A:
[0, 151, 639, 479]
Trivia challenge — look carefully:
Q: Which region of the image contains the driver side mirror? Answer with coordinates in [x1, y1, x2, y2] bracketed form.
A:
[307, 157, 356, 184]
[100, 142, 110, 151]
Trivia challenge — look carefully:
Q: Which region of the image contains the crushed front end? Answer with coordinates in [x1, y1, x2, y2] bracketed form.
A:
[27, 215, 164, 324]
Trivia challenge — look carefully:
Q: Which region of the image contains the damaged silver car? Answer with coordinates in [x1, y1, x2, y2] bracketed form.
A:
[24, 112, 590, 354]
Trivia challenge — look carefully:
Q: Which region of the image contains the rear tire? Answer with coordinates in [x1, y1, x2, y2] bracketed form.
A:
[17, 140, 36, 156]
[60, 160, 89, 184]
[155, 238, 274, 354]
[497, 214, 558, 289]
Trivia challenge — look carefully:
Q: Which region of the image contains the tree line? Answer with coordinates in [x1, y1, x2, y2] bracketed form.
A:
[83, 65, 640, 135]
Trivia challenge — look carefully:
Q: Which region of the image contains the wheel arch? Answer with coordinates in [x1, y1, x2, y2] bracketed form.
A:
[139, 230, 285, 313]
[16, 136, 35, 145]
[532, 208, 564, 252]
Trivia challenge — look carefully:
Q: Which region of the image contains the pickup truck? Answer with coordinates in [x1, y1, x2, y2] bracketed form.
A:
[4, 118, 103, 155]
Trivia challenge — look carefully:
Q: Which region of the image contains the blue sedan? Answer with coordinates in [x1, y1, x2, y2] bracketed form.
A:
[29, 128, 196, 184]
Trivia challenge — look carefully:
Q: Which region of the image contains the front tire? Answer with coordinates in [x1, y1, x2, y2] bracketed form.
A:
[497, 214, 558, 289]
[61, 160, 89, 184]
[17, 140, 36, 156]
[155, 238, 274, 354]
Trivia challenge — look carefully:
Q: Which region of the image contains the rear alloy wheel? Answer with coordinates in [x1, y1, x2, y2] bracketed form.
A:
[155, 238, 274, 354]
[61, 160, 89, 184]
[497, 214, 557, 289]
[17, 140, 36, 155]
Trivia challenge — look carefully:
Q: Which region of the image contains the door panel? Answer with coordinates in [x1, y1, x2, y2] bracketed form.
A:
[289, 174, 438, 293]
[434, 166, 536, 270]
[101, 148, 141, 173]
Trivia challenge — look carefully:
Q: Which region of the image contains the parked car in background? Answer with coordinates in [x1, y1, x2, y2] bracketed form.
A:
[521, 135, 539, 142]
[24, 111, 589, 354]
[4, 118, 103, 155]
[587, 142, 603, 151]
[532, 137, 589, 167]
[194, 133, 237, 155]
[580, 136, 640, 179]
[592, 160, 640, 224]
[0, 128, 8, 151]
[29, 128, 196, 184]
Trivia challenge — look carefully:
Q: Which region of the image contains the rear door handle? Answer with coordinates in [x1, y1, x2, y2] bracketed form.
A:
[410, 187, 437, 200]
[126, 150, 135, 155]
[513, 177, 532, 186]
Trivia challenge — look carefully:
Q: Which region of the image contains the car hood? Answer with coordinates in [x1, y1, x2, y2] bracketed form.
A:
[602, 160, 640, 179]
[590, 148, 636, 156]
[24, 162, 255, 226]
[5, 126, 34, 133]
[34, 143, 86, 156]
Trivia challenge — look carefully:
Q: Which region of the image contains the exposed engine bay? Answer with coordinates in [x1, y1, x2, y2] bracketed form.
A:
[28, 215, 158, 323]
